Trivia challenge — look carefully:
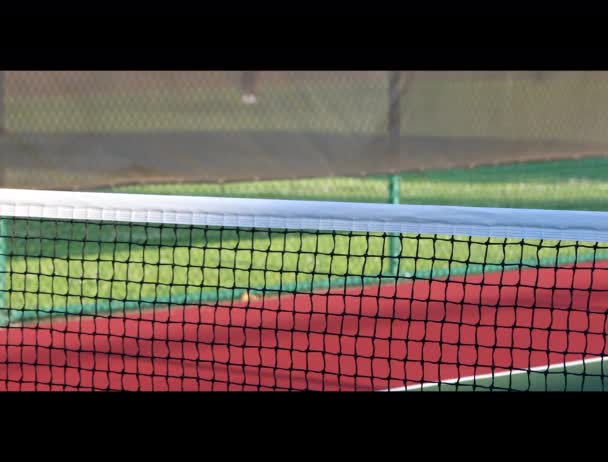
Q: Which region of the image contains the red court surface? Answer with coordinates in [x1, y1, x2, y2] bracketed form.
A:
[1, 262, 608, 391]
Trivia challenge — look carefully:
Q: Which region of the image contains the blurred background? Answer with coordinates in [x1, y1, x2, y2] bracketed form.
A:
[1, 71, 608, 210]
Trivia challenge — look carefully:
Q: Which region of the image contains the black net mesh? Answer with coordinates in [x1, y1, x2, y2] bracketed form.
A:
[1, 213, 607, 391]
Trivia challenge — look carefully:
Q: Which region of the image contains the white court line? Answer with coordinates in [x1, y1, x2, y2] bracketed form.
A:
[381, 355, 608, 392]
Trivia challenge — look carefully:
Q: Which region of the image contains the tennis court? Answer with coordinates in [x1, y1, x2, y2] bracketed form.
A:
[0, 189, 607, 391]
[1, 260, 607, 391]
[1, 71, 608, 391]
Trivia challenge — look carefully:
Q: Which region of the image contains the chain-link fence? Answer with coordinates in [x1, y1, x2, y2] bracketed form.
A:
[1, 71, 390, 133]
[1, 71, 608, 209]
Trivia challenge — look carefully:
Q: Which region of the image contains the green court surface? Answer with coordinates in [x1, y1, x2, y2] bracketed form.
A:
[402, 357, 608, 392]
[109, 156, 608, 212]
[5, 157, 608, 328]
[5, 215, 605, 324]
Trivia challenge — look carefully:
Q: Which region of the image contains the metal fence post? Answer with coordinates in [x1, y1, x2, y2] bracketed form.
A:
[0, 217, 8, 326]
[0, 71, 5, 189]
[0, 72, 7, 323]
[387, 71, 402, 277]
[0, 71, 5, 134]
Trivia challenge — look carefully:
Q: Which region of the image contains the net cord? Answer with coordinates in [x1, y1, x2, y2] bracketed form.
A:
[0, 188, 608, 242]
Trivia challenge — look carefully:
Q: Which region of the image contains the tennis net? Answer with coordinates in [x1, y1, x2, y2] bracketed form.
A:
[0, 188, 607, 391]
